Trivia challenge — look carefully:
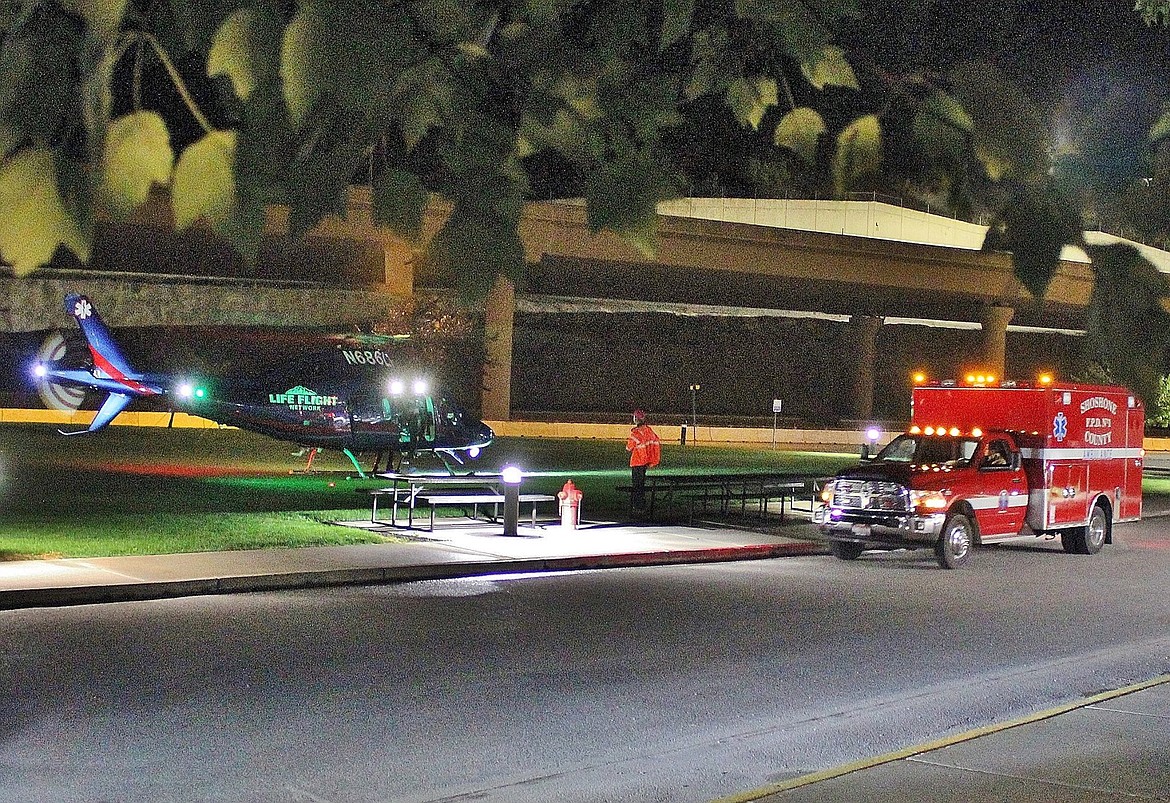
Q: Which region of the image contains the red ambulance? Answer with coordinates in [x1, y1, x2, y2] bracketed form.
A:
[813, 376, 1144, 568]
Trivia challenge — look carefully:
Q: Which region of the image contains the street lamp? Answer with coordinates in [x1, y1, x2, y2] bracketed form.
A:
[689, 384, 701, 434]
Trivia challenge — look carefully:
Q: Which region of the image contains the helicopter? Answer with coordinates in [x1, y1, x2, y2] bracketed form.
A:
[30, 294, 494, 476]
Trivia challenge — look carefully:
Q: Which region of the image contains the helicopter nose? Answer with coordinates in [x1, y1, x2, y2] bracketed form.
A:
[476, 422, 495, 446]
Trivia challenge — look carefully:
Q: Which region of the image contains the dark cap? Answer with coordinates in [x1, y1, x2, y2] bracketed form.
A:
[633, 409, 646, 422]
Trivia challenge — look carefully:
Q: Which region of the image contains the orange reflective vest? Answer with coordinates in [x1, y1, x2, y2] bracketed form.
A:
[627, 424, 661, 468]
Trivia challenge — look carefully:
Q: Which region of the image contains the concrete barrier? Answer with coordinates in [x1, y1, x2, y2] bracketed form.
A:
[7, 408, 1166, 454]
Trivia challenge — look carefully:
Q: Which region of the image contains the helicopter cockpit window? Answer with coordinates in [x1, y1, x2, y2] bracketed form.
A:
[382, 396, 435, 443]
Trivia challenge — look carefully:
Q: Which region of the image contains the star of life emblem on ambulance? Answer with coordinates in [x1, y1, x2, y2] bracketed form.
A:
[73, 298, 92, 320]
[1053, 411, 1068, 442]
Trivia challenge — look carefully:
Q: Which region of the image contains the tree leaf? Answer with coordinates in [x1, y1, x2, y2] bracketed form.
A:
[372, 169, 429, 243]
[773, 106, 826, 164]
[99, 111, 173, 218]
[208, 7, 282, 102]
[585, 151, 675, 257]
[1080, 243, 1170, 403]
[950, 61, 1047, 182]
[61, 0, 128, 41]
[0, 9, 82, 159]
[987, 182, 1081, 298]
[280, 5, 327, 130]
[1150, 105, 1170, 143]
[914, 89, 973, 164]
[661, 0, 694, 49]
[0, 147, 88, 274]
[172, 129, 265, 261]
[832, 113, 881, 195]
[392, 58, 455, 149]
[799, 45, 858, 91]
[726, 76, 778, 131]
[425, 202, 525, 298]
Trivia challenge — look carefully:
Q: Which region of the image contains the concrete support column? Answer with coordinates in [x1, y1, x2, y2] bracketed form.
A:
[482, 274, 516, 421]
[380, 240, 414, 297]
[980, 304, 1014, 379]
[848, 314, 883, 422]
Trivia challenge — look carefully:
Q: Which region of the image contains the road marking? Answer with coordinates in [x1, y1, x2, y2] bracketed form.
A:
[712, 673, 1170, 803]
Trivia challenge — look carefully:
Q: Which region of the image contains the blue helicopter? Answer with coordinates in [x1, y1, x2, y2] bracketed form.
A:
[30, 294, 495, 476]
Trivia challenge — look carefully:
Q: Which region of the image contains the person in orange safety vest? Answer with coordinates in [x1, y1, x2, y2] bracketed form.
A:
[626, 409, 661, 511]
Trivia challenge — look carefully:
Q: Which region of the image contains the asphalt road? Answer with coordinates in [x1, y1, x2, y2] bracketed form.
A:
[3, 522, 1170, 803]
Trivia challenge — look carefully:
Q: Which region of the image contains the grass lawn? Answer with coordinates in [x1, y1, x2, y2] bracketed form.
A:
[0, 424, 858, 560]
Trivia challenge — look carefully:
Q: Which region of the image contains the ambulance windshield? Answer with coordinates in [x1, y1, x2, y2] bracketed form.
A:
[875, 434, 980, 467]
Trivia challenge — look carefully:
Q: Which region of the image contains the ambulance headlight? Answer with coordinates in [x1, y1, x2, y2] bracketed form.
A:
[910, 490, 948, 511]
[819, 481, 836, 503]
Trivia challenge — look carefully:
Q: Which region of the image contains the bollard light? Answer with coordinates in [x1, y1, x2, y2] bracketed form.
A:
[862, 426, 882, 460]
[501, 465, 522, 536]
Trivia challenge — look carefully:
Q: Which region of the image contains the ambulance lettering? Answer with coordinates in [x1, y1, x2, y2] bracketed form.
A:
[1081, 395, 1116, 449]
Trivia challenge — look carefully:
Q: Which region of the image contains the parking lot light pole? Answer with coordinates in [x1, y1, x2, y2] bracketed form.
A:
[689, 384, 700, 436]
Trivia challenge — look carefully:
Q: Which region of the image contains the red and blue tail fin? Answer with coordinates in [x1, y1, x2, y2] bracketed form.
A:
[64, 294, 140, 382]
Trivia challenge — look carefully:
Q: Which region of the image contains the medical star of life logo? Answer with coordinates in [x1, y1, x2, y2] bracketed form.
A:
[73, 298, 92, 320]
[1053, 411, 1068, 442]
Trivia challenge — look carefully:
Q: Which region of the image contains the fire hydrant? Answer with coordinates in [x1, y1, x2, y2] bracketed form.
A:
[558, 480, 583, 529]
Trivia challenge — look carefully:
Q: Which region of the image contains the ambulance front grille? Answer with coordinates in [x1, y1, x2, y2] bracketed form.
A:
[831, 479, 909, 512]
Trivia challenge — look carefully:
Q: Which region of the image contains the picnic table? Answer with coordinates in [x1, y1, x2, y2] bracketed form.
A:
[369, 472, 556, 531]
[616, 471, 811, 522]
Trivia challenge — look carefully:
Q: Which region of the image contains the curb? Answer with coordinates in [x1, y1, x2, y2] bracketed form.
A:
[0, 541, 826, 610]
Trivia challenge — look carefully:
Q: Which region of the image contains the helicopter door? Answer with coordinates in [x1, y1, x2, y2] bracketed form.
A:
[385, 396, 436, 446]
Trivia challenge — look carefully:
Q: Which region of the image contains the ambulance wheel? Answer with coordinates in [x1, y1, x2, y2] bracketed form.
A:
[830, 541, 866, 560]
[935, 514, 973, 569]
[1063, 505, 1108, 555]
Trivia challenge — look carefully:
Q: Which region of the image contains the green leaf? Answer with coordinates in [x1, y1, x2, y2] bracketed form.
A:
[0, 9, 82, 159]
[523, 0, 577, 26]
[172, 129, 262, 260]
[832, 113, 881, 195]
[100, 111, 173, 218]
[392, 58, 455, 149]
[208, 7, 282, 102]
[425, 203, 525, 298]
[988, 182, 1081, 298]
[950, 61, 1047, 182]
[61, 0, 128, 41]
[1080, 243, 1170, 402]
[585, 151, 675, 257]
[0, 147, 89, 274]
[661, 0, 694, 48]
[372, 169, 429, 243]
[773, 106, 826, 164]
[914, 89, 973, 164]
[1150, 105, 1170, 143]
[280, 6, 326, 129]
[799, 45, 859, 91]
[726, 76, 778, 131]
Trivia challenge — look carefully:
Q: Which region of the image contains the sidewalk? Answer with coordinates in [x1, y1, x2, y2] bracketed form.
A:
[4, 517, 1168, 803]
[0, 518, 826, 610]
[722, 674, 1170, 802]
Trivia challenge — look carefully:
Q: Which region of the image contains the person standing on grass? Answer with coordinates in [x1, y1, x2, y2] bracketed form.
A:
[626, 409, 661, 512]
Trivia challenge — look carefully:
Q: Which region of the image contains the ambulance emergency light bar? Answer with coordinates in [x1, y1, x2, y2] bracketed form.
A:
[911, 371, 1055, 388]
